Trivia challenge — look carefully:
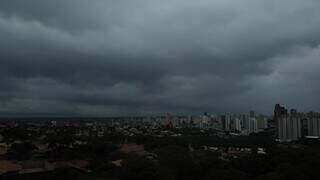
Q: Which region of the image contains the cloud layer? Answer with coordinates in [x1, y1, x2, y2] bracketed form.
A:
[1, 0, 320, 116]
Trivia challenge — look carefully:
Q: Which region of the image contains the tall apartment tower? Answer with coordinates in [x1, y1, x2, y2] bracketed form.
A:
[200, 113, 210, 129]
[307, 112, 320, 136]
[249, 117, 258, 133]
[275, 104, 301, 141]
[275, 104, 287, 140]
[241, 114, 250, 130]
[234, 117, 242, 132]
[257, 116, 268, 130]
[230, 116, 241, 132]
[221, 113, 231, 131]
[290, 113, 302, 140]
[247, 110, 258, 133]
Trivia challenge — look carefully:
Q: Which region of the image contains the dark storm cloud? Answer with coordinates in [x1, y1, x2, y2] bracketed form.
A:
[1, 0, 320, 116]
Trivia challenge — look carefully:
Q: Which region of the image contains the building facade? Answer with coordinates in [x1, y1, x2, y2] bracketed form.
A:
[275, 104, 302, 141]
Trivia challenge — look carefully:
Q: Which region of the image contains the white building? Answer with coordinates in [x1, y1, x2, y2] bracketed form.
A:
[278, 115, 302, 142]
[307, 113, 320, 137]
[232, 117, 242, 132]
[224, 113, 231, 131]
[249, 117, 258, 133]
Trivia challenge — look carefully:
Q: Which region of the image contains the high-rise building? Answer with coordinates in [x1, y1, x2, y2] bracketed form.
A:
[257, 116, 268, 130]
[249, 117, 258, 133]
[301, 118, 309, 137]
[274, 104, 288, 118]
[275, 104, 302, 141]
[307, 112, 320, 137]
[221, 113, 231, 131]
[241, 114, 250, 130]
[233, 117, 242, 132]
[275, 104, 287, 140]
[200, 113, 210, 129]
[291, 114, 302, 140]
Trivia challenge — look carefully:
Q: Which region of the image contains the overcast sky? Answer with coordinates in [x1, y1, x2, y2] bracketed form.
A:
[1, 0, 320, 116]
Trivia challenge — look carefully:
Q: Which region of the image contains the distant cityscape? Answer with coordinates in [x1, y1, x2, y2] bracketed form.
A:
[275, 104, 320, 142]
[0, 104, 319, 179]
